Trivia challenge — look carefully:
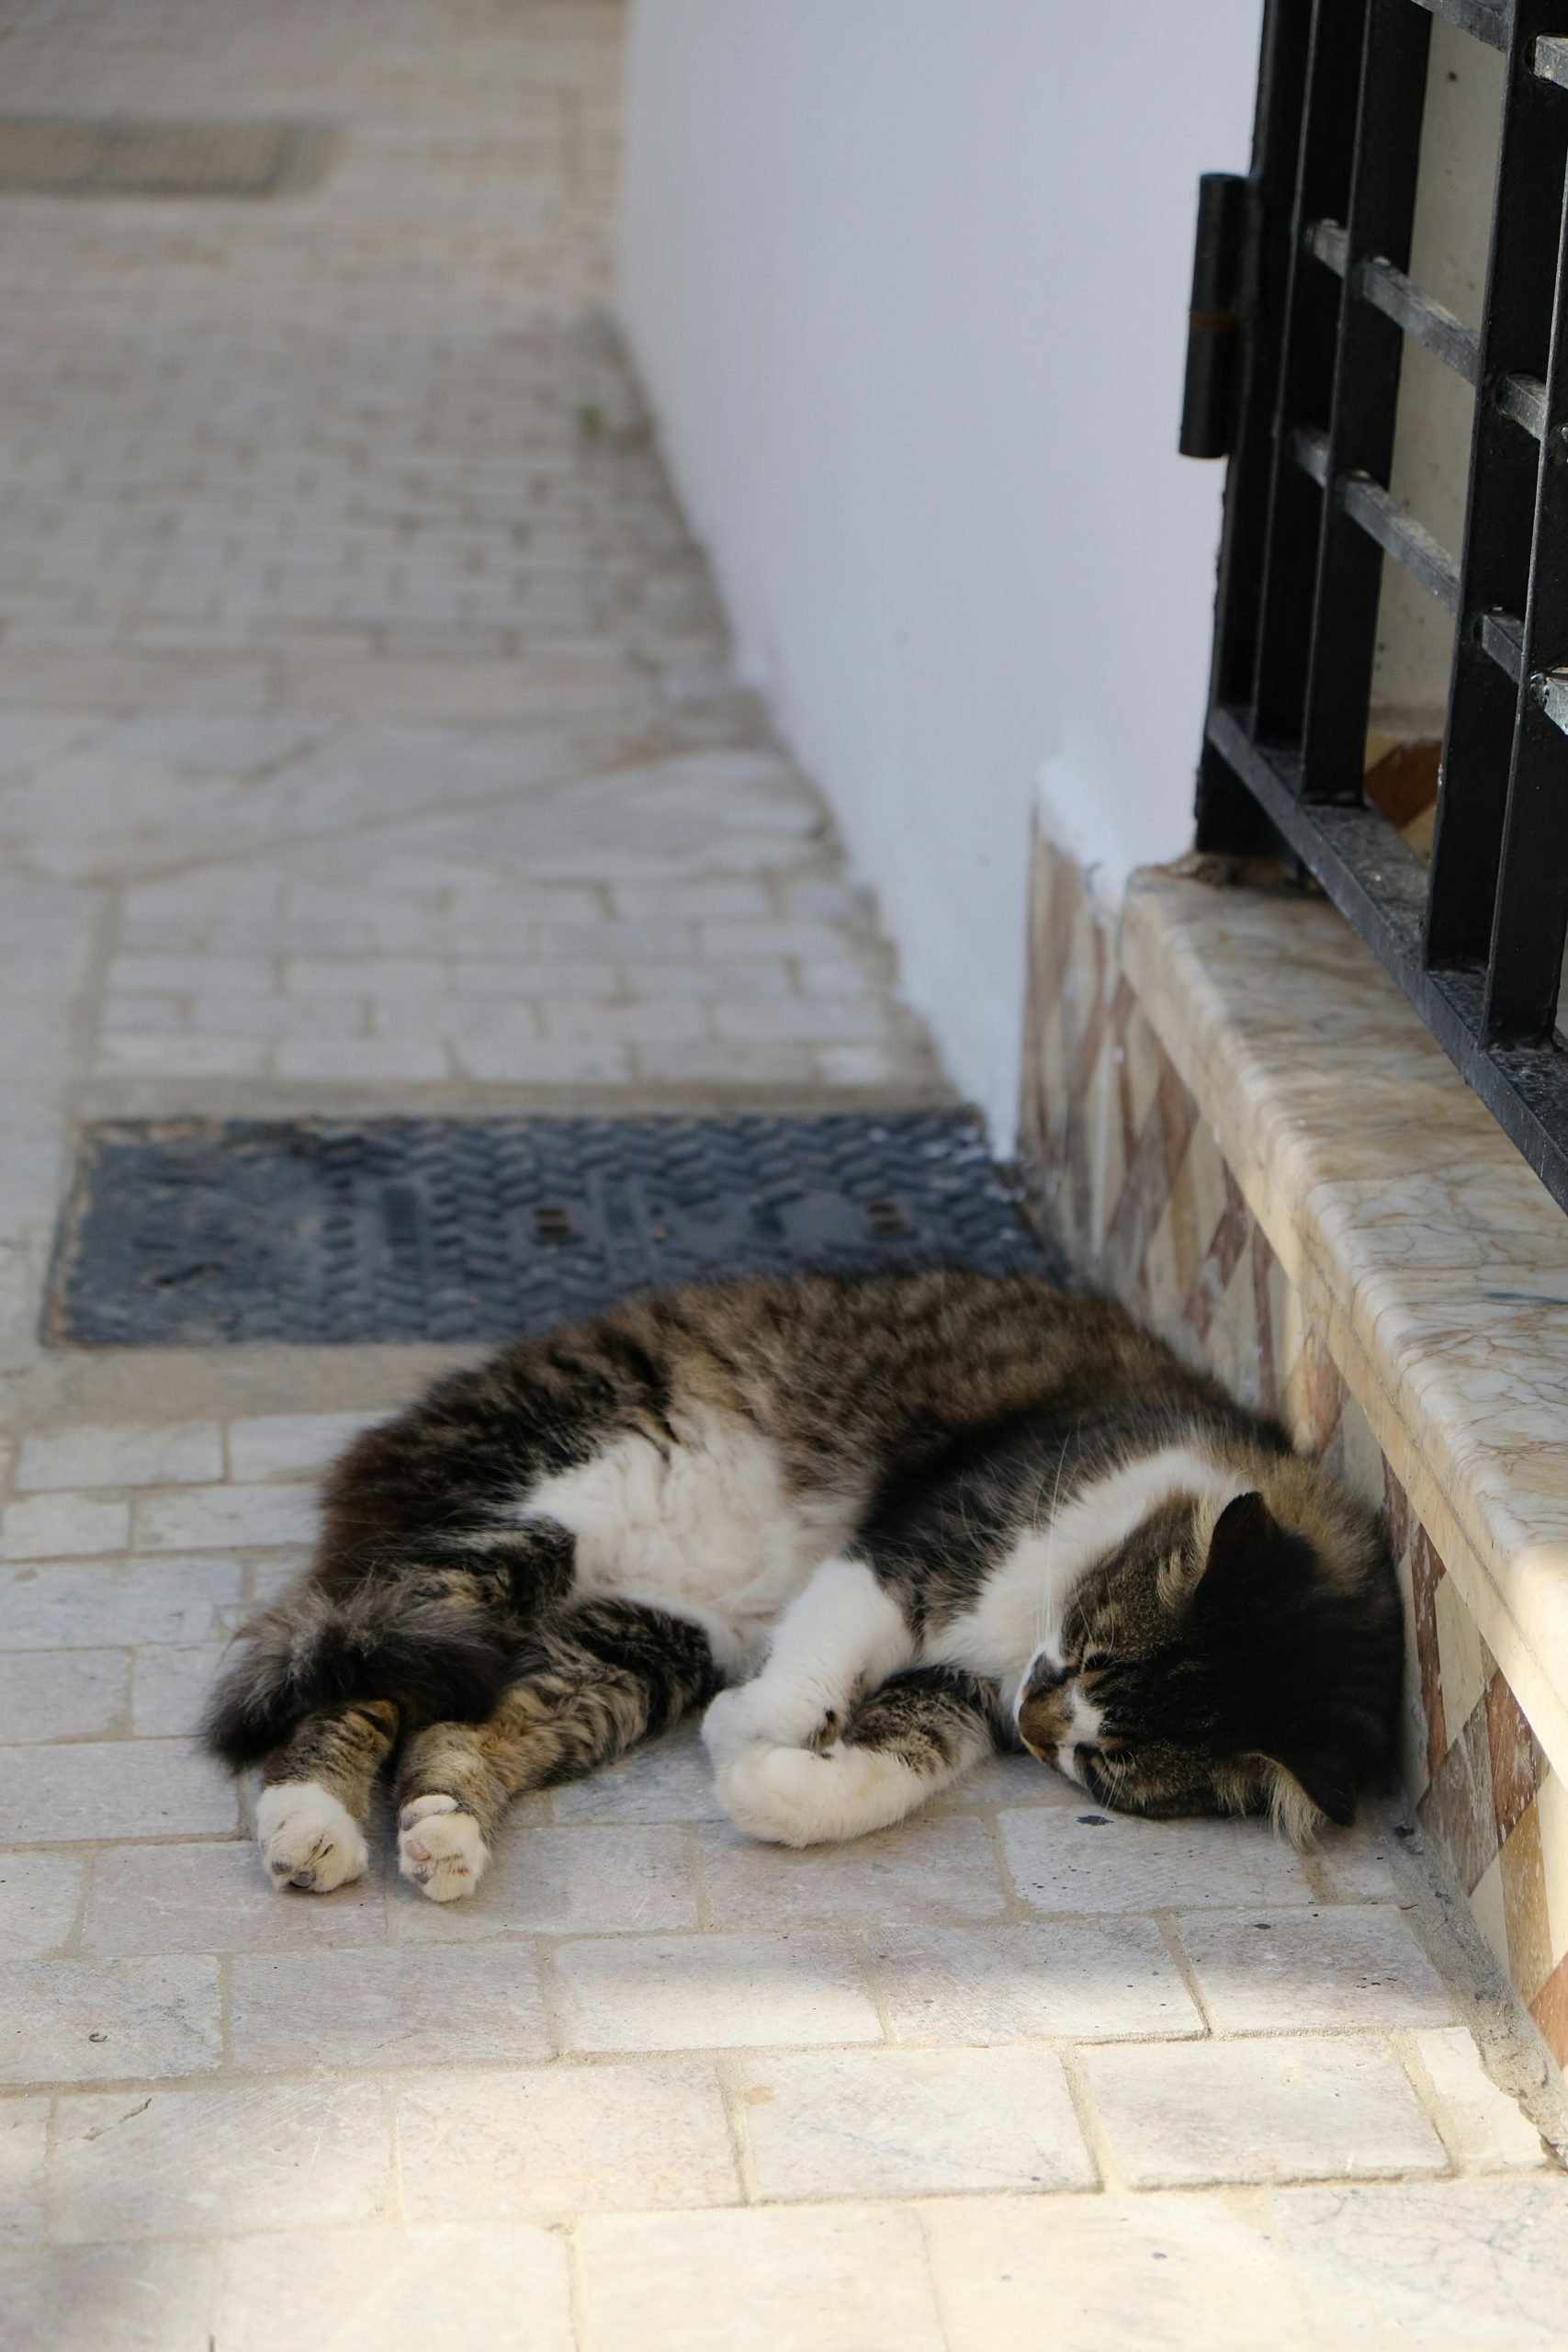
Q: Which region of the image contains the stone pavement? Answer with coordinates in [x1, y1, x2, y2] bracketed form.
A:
[0, 4, 1564, 2348]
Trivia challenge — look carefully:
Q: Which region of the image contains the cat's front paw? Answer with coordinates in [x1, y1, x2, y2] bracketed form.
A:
[256, 1781, 368, 1893]
[701, 1683, 771, 1766]
[716, 1740, 921, 1847]
[715, 1741, 851, 1848]
[398, 1792, 490, 1902]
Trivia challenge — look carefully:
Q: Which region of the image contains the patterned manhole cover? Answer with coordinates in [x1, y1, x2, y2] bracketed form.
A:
[46, 1113, 1060, 1347]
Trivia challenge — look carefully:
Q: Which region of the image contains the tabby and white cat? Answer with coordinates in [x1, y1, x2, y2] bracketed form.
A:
[205, 1269, 1401, 1901]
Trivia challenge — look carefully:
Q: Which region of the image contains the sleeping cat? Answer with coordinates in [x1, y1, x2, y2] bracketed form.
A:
[204, 1267, 1402, 1901]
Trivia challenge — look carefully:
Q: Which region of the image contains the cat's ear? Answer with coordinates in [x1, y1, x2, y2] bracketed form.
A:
[1260, 1743, 1358, 1835]
[1198, 1491, 1282, 1598]
[1213, 1496, 1279, 1571]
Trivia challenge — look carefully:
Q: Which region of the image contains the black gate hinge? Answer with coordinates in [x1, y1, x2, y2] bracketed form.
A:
[1179, 172, 1253, 460]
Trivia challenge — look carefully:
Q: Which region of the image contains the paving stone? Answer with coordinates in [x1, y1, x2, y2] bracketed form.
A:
[922, 2192, 1321, 2352]
[382, 999, 540, 1045]
[274, 1036, 449, 1081]
[0, 1559, 241, 1648]
[0, 1648, 128, 1741]
[214, 2223, 576, 2352]
[0, 1957, 220, 2086]
[228, 1945, 549, 2070]
[0, 1741, 237, 1843]
[49, 2081, 390, 2241]
[397, 2058, 739, 2221]
[188, 992, 366, 1040]
[242, 1555, 310, 1609]
[797, 959, 882, 998]
[613, 882, 773, 920]
[867, 1919, 1203, 2045]
[619, 956, 791, 1000]
[100, 991, 186, 1036]
[97, 1034, 271, 1079]
[738, 2045, 1095, 2199]
[698, 1814, 1008, 1928]
[544, 996, 708, 1044]
[549, 1724, 729, 1823]
[129, 1644, 228, 1737]
[16, 1425, 222, 1493]
[1411, 2027, 1548, 2170]
[450, 1034, 632, 1083]
[712, 998, 889, 1044]
[130, 1485, 318, 1553]
[577, 2204, 949, 2352]
[817, 1043, 908, 1086]
[701, 922, 854, 960]
[394, 1823, 698, 1941]
[1312, 1815, 1409, 1904]
[634, 1037, 818, 1085]
[96, 715, 325, 775]
[935, 1748, 1092, 1810]
[0, 710, 96, 775]
[0, 2241, 219, 2352]
[447, 958, 620, 1000]
[0, 2098, 48, 2245]
[107, 955, 274, 996]
[226, 1409, 387, 1483]
[0, 1849, 85, 1957]
[1272, 2176, 1568, 2347]
[999, 1805, 1316, 1912]
[84, 1841, 385, 1956]
[1174, 1907, 1455, 2033]
[284, 957, 448, 999]
[553, 1929, 883, 2052]
[1, 1496, 130, 1560]
[1081, 2034, 1447, 2188]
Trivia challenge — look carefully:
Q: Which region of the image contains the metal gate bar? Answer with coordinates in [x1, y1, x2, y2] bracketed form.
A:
[1198, 0, 1568, 1211]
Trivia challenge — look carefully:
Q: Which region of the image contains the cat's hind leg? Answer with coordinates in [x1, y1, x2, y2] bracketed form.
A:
[717, 1667, 1004, 1847]
[394, 1599, 717, 1900]
[256, 1700, 399, 1892]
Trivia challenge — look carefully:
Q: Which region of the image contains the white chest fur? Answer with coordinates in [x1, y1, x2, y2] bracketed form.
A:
[523, 1408, 855, 1675]
[931, 1442, 1244, 1682]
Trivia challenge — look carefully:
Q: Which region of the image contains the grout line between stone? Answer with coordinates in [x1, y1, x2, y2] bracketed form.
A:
[711, 2052, 760, 2208]
[1055, 2041, 1122, 2195]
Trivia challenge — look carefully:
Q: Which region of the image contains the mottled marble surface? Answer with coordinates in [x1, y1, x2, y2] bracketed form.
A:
[1122, 873, 1568, 1780]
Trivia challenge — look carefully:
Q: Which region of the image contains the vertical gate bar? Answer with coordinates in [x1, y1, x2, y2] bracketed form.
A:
[1299, 0, 1431, 804]
[1425, 0, 1568, 969]
[1248, 0, 1369, 760]
[1197, 0, 1315, 853]
[1483, 163, 1568, 1040]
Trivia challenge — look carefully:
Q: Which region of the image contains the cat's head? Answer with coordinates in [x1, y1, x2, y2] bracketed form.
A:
[1014, 1475, 1401, 1843]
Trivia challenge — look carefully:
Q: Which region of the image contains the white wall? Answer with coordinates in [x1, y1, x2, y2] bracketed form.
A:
[620, 0, 1261, 1139]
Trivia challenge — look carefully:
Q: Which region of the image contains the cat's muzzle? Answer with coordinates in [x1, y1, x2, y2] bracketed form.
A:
[1015, 1661, 1075, 1761]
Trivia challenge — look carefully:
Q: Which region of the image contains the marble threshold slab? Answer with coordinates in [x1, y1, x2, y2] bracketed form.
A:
[1122, 868, 1568, 1781]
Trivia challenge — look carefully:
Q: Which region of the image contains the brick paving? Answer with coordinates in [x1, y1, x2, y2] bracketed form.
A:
[0, 5, 1564, 2348]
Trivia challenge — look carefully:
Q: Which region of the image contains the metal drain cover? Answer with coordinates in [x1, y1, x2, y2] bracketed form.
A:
[47, 1114, 1057, 1348]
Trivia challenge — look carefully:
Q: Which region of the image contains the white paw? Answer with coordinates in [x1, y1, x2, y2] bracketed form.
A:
[256, 1781, 368, 1894]
[702, 1683, 772, 1766]
[703, 1679, 828, 1765]
[398, 1792, 490, 1903]
[716, 1740, 919, 1848]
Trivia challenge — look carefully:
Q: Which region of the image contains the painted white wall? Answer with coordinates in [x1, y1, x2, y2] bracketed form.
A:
[620, 0, 1261, 1138]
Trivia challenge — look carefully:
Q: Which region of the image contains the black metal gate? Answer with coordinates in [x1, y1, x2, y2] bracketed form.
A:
[1192, 0, 1568, 1206]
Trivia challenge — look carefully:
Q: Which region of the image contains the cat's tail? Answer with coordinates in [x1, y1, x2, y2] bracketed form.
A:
[201, 1580, 514, 1770]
